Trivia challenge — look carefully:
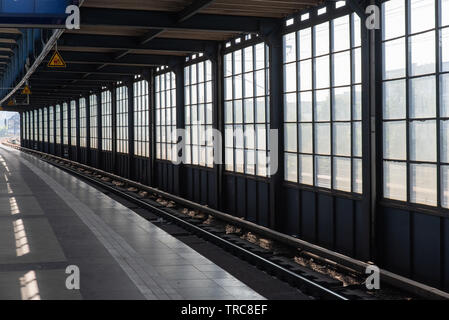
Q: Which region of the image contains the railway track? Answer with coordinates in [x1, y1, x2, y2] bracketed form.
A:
[8, 142, 433, 300]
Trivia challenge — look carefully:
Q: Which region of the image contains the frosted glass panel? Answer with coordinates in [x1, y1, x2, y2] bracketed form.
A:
[384, 161, 407, 201]
[409, 76, 436, 118]
[353, 158, 363, 194]
[383, 80, 406, 119]
[383, 38, 405, 80]
[382, 0, 405, 40]
[285, 123, 297, 152]
[315, 123, 331, 155]
[299, 154, 313, 185]
[315, 156, 331, 188]
[441, 120, 449, 163]
[410, 0, 435, 34]
[383, 121, 406, 160]
[410, 120, 436, 162]
[298, 123, 313, 154]
[409, 31, 435, 76]
[334, 157, 351, 192]
[410, 163, 437, 206]
[285, 153, 298, 182]
[333, 122, 351, 156]
[442, 165, 449, 208]
[333, 86, 351, 121]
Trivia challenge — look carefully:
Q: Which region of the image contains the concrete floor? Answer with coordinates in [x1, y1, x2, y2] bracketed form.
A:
[0, 144, 265, 300]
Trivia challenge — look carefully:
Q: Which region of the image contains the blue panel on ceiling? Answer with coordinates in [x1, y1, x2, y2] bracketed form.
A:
[1, 0, 73, 14]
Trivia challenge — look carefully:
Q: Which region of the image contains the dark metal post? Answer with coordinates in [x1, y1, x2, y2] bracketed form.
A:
[86, 94, 91, 165]
[20, 112, 23, 147]
[76, 98, 80, 162]
[267, 28, 285, 231]
[128, 81, 135, 179]
[97, 92, 102, 169]
[174, 63, 185, 197]
[112, 84, 117, 174]
[148, 68, 156, 186]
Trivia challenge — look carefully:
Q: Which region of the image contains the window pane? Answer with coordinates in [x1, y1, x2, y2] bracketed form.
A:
[383, 121, 407, 160]
[283, 33, 296, 63]
[334, 157, 351, 192]
[383, 80, 406, 119]
[315, 123, 330, 155]
[299, 60, 312, 91]
[333, 86, 351, 121]
[410, 163, 437, 206]
[353, 85, 362, 120]
[298, 28, 312, 60]
[333, 122, 351, 156]
[314, 22, 329, 56]
[442, 74, 449, 117]
[333, 51, 351, 86]
[384, 160, 407, 201]
[352, 48, 362, 84]
[315, 56, 330, 88]
[441, 120, 449, 163]
[315, 156, 331, 188]
[256, 98, 266, 123]
[298, 92, 313, 122]
[410, 0, 435, 34]
[285, 153, 298, 182]
[353, 158, 363, 194]
[409, 31, 435, 76]
[244, 72, 254, 97]
[298, 123, 313, 153]
[443, 0, 449, 27]
[353, 122, 362, 157]
[244, 99, 254, 123]
[284, 62, 297, 92]
[284, 93, 297, 122]
[383, 0, 405, 40]
[333, 15, 350, 52]
[442, 28, 449, 72]
[442, 165, 449, 208]
[315, 89, 330, 121]
[409, 76, 436, 118]
[383, 38, 406, 79]
[299, 154, 313, 185]
[285, 123, 297, 152]
[410, 120, 436, 162]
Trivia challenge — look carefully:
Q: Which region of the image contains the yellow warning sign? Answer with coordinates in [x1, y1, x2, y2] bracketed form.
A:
[48, 50, 66, 68]
[21, 85, 32, 95]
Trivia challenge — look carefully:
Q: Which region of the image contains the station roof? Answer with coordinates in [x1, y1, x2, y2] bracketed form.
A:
[1, 0, 325, 110]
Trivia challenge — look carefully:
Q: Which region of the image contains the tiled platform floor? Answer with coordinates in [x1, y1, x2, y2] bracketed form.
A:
[0, 145, 265, 300]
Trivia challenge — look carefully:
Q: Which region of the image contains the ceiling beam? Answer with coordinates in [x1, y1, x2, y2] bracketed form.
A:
[177, 0, 217, 23]
[80, 8, 275, 33]
[42, 51, 175, 66]
[59, 34, 215, 53]
[36, 64, 144, 76]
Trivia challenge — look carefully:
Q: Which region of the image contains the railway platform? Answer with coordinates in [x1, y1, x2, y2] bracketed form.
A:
[0, 144, 268, 300]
